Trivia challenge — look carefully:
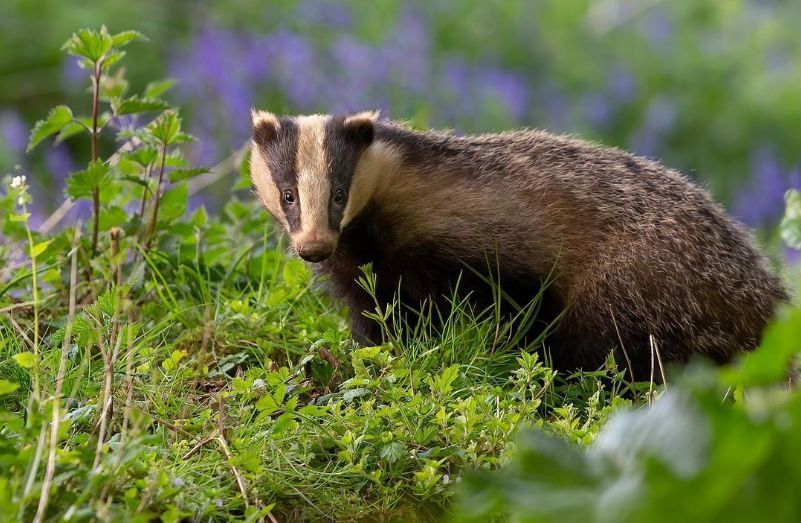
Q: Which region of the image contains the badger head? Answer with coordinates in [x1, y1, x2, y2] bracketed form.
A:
[249, 110, 378, 262]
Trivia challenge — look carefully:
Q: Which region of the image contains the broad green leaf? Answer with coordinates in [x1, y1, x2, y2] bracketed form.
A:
[111, 30, 147, 47]
[27, 105, 74, 151]
[114, 96, 169, 116]
[168, 167, 209, 183]
[380, 441, 407, 463]
[13, 352, 36, 369]
[65, 160, 112, 199]
[158, 182, 188, 223]
[31, 240, 53, 258]
[61, 27, 113, 62]
[722, 306, 801, 386]
[144, 79, 176, 98]
[0, 380, 19, 395]
[256, 394, 279, 413]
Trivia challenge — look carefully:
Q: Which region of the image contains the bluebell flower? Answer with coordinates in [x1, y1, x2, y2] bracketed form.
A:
[732, 149, 801, 227]
[0, 109, 27, 154]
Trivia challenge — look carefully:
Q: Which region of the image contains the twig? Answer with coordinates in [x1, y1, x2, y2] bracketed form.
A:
[650, 334, 668, 390]
[609, 304, 636, 383]
[182, 429, 219, 460]
[215, 393, 251, 507]
[145, 142, 168, 251]
[34, 230, 80, 523]
[90, 60, 103, 256]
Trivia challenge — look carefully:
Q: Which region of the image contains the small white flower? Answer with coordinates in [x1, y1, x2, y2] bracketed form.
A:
[18, 195, 25, 206]
[215, 499, 224, 507]
[172, 477, 185, 487]
[442, 474, 450, 485]
[10, 175, 26, 189]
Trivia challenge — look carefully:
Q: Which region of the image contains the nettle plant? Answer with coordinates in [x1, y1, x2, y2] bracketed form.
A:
[27, 26, 205, 260]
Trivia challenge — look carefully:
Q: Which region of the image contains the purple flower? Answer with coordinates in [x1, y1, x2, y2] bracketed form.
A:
[0, 110, 28, 155]
[732, 149, 801, 227]
[479, 68, 529, 122]
[60, 56, 86, 92]
[640, 8, 673, 48]
[44, 144, 76, 186]
[582, 93, 612, 128]
[607, 66, 637, 102]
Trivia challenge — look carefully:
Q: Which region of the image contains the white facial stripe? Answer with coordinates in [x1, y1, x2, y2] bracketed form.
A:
[342, 140, 401, 227]
[295, 115, 331, 240]
[249, 142, 286, 228]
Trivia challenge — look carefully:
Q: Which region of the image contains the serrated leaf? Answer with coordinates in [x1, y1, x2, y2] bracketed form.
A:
[102, 49, 127, 70]
[31, 240, 53, 258]
[65, 160, 112, 199]
[380, 441, 406, 463]
[28, 105, 74, 151]
[343, 388, 372, 403]
[148, 110, 181, 145]
[61, 27, 113, 62]
[54, 121, 87, 144]
[256, 394, 279, 413]
[168, 167, 209, 183]
[120, 175, 149, 187]
[158, 182, 188, 223]
[144, 79, 176, 98]
[13, 352, 36, 369]
[0, 380, 20, 395]
[114, 96, 169, 116]
[111, 30, 147, 47]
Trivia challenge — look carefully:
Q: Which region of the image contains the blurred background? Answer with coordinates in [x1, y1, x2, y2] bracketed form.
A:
[1, 0, 799, 258]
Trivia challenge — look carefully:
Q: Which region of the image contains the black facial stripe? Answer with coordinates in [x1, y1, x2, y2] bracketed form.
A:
[256, 118, 301, 233]
[324, 116, 368, 231]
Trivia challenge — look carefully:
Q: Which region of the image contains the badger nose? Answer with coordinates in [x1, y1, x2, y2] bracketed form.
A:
[296, 242, 333, 263]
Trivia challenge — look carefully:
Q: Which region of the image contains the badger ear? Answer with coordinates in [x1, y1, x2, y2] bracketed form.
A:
[343, 110, 379, 145]
[251, 109, 280, 145]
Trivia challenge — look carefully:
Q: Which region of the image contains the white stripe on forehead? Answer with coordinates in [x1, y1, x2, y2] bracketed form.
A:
[295, 115, 330, 234]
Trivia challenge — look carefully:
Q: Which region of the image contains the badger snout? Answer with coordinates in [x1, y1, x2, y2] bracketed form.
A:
[296, 241, 334, 263]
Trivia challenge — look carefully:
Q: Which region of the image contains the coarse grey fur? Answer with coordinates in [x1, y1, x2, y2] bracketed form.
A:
[250, 110, 788, 380]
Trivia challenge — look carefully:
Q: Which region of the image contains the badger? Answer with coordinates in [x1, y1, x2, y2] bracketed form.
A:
[249, 109, 787, 379]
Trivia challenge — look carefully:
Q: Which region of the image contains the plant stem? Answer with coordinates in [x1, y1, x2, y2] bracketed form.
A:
[24, 205, 40, 403]
[145, 142, 168, 251]
[90, 61, 102, 256]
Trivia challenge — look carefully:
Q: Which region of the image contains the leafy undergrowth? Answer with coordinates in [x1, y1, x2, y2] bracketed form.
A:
[3, 26, 801, 523]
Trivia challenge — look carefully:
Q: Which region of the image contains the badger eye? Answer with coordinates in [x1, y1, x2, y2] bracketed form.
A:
[333, 189, 345, 205]
[283, 190, 295, 204]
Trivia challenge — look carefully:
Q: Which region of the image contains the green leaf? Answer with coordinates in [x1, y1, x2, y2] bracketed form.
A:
[256, 394, 279, 413]
[380, 441, 407, 463]
[144, 79, 176, 98]
[61, 27, 113, 62]
[722, 306, 801, 386]
[780, 189, 801, 249]
[13, 352, 36, 369]
[27, 105, 74, 151]
[65, 160, 112, 199]
[168, 167, 209, 183]
[31, 240, 53, 258]
[114, 96, 169, 116]
[158, 182, 188, 223]
[0, 380, 20, 395]
[111, 30, 147, 47]
[148, 110, 182, 145]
